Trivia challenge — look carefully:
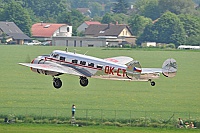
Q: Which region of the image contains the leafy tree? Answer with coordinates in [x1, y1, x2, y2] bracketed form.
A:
[104, 2, 113, 13]
[186, 35, 200, 45]
[57, 12, 71, 24]
[136, 23, 157, 45]
[57, 9, 85, 36]
[153, 12, 186, 46]
[178, 14, 200, 45]
[158, 0, 197, 15]
[112, 0, 129, 14]
[193, 0, 200, 4]
[128, 15, 152, 36]
[137, 11, 186, 47]
[101, 13, 114, 24]
[101, 13, 128, 24]
[21, 0, 67, 22]
[0, 1, 31, 36]
[178, 14, 200, 37]
[134, 0, 160, 20]
[89, 2, 103, 17]
[111, 13, 129, 24]
[141, 0, 160, 20]
[69, 0, 90, 8]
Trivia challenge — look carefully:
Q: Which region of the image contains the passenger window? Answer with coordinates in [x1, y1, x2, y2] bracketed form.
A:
[88, 63, 94, 67]
[60, 56, 65, 61]
[80, 61, 86, 65]
[72, 59, 78, 64]
[97, 65, 103, 70]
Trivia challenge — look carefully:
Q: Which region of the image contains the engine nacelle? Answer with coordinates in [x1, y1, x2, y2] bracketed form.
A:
[31, 56, 61, 76]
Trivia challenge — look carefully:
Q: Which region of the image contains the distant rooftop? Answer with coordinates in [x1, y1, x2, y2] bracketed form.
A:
[0, 21, 30, 40]
[31, 23, 67, 38]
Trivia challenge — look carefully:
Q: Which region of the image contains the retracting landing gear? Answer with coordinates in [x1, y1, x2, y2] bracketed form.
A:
[148, 79, 156, 86]
[53, 77, 62, 89]
[79, 76, 88, 87]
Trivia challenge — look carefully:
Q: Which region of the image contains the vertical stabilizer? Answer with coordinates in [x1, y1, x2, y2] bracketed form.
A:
[126, 60, 142, 79]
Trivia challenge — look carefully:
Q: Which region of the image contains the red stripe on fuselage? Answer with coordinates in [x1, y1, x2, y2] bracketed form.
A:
[46, 57, 102, 70]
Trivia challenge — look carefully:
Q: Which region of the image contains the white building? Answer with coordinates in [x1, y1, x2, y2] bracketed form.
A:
[178, 45, 200, 50]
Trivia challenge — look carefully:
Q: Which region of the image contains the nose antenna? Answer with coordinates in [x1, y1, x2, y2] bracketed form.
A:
[84, 51, 88, 55]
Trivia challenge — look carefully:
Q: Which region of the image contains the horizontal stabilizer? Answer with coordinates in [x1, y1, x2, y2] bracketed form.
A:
[141, 58, 177, 78]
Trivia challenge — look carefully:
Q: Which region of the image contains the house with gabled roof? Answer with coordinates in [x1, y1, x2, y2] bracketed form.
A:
[84, 23, 136, 46]
[52, 23, 136, 47]
[77, 21, 101, 33]
[31, 22, 72, 40]
[0, 21, 30, 44]
[84, 23, 132, 37]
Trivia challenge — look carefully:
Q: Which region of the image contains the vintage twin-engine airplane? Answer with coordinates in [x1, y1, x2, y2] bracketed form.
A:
[19, 49, 177, 89]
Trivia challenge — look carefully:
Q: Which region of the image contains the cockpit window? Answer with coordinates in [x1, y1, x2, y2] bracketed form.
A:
[51, 53, 59, 58]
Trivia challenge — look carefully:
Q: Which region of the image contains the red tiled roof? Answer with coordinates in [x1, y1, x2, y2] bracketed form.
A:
[31, 23, 67, 38]
[85, 21, 101, 25]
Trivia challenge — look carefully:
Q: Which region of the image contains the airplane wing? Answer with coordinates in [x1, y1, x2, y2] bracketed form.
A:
[19, 63, 84, 76]
[104, 56, 133, 65]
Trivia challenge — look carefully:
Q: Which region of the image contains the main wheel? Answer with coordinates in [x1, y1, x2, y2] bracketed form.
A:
[80, 77, 88, 87]
[53, 78, 62, 89]
[151, 81, 156, 86]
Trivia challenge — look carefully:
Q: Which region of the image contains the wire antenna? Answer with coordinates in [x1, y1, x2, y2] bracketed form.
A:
[65, 48, 68, 52]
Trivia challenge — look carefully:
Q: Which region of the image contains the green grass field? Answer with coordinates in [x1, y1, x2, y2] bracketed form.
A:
[0, 45, 200, 130]
[0, 124, 199, 133]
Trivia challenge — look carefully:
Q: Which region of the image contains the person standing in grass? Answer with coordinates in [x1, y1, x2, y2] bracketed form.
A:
[72, 104, 76, 118]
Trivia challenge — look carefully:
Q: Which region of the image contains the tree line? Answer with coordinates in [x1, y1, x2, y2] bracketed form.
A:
[0, 0, 200, 46]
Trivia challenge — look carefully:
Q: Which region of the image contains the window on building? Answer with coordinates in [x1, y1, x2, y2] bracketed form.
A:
[88, 44, 94, 47]
[66, 40, 68, 46]
[67, 27, 70, 32]
[80, 40, 82, 47]
[74, 40, 76, 47]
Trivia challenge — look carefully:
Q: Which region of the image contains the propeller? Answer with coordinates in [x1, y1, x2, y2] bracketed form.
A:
[25, 54, 31, 63]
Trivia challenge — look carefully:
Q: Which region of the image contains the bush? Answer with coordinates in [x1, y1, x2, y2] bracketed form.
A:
[0, 114, 199, 128]
[24, 116, 34, 123]
[103, 121, 114, 126]
[166, 43, 175, 49]
[123, 44, 131, 48]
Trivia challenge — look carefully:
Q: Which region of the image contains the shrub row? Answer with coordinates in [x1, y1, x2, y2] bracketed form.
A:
[0, 114, 199, 129]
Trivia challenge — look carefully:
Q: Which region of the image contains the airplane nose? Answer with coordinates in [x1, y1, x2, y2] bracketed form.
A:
[30, 59, 35, 71]
[31, 59, 35, 64]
